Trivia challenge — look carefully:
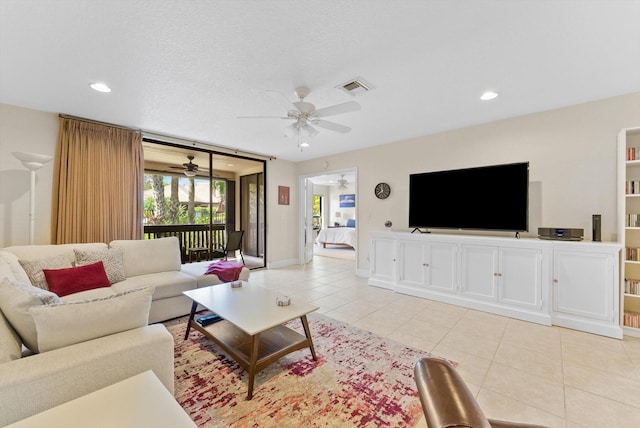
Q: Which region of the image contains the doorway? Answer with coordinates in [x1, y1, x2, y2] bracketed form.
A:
[300, 168, 357, 265]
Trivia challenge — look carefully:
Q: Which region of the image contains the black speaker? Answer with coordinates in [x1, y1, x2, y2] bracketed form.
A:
[592, 214, 602, 242]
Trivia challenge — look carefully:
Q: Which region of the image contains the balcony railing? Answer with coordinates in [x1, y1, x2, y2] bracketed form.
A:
[143, 224, 227, 263]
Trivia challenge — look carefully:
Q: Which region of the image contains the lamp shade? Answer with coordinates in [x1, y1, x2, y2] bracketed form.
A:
[13, 152, 53, 170]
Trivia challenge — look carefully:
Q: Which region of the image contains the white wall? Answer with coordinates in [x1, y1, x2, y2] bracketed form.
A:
[0, 104, 58, 246]
[296, 92, 640, 271]
[265, 158, 298, 266]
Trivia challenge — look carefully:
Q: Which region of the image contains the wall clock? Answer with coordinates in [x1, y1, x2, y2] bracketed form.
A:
[375, 182, 391, 199]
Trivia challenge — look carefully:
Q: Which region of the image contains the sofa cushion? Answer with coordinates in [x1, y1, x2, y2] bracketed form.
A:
[0, 251, 30, 284]
[19, 255, 72, 290]
[0, 279, 62, 352]
[43, 262, 111, 297]
[109, 237, 181, 277]
[0, 309, 22, 363]
[30, 287, 154, 353]
[74, 248, 126, 284]
[4, 243, 108, 265]
[111, 271, 197, 300]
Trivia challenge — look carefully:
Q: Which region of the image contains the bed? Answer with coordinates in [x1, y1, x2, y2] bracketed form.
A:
[315, 226, 357, 250]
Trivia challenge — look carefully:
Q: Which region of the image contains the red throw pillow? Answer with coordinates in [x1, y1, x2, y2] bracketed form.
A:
[43, 261, 111, 297]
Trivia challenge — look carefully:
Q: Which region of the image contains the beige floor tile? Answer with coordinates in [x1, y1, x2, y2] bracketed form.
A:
[411, 304, 466, 328]
[438, 328, 502, 360]
[503, 318, 562, 356]
[563, 361, 640, 409]
[430, 344, 492, 387]
[476, 389, 566, 428]
[386, 330, 439, 353]
[393, 318, 451, 345]
[562, 341, 637, 379]
[494, 341, 564, 382]
[483, 362, 565, 417]
[309, 294, 349, 311]
[565, 386, 640, 427]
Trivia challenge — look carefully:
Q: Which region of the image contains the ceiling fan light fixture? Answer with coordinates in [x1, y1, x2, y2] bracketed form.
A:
[90, 82, 111, 93]
[480, 90, 499, 101]
[184, 170, 196, 177]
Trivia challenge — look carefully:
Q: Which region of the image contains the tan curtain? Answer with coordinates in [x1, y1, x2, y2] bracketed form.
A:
[52, 118, 144, 243]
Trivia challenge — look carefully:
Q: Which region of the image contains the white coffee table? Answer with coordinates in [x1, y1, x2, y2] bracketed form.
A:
[6, 371, 196, 428]
[183, 281, 319, 399]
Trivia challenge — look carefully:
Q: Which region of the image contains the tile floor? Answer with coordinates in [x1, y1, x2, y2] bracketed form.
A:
[249, 255, 640, 427]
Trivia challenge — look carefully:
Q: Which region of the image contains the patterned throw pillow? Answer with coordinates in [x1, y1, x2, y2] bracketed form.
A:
[0, 278, 62, 352]
[74, 248, 126, 284]
[18, 255, 73, 290]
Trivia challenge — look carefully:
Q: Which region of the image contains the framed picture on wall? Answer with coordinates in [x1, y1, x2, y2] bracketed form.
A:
[278, 186, 290, 205]
[339, 194, 355, 208]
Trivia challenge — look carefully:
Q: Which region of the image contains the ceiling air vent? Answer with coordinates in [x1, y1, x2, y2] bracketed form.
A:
[336, 77, 373, 96]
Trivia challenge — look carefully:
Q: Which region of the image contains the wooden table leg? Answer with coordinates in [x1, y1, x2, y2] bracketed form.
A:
[184, 301, 198, 340]
[246, 332, 261, 400]
[300, 315, 317, 361]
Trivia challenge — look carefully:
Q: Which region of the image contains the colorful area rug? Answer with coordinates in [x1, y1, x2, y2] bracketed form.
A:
[164, 313, 449, 427]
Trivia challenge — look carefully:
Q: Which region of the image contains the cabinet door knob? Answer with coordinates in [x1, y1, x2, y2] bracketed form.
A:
[553, 279, 559, 283]
[423, 263, 429, 267]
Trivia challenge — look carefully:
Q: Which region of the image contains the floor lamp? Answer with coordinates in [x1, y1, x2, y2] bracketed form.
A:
[13, 152, 53, 245]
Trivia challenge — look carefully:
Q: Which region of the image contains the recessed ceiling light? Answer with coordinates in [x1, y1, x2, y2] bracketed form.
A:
[300, 142, 310, 148]
[480, 91, 498, 101]
[90, 82, 111, 93]
[227, 163, 234, 167]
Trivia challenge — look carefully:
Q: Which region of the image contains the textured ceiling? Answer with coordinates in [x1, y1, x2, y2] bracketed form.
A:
[1, 1, 639, 162]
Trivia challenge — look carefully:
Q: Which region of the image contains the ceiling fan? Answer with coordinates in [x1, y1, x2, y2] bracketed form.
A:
[239, 86, 361, 150]
[169, 155, 202, 177]
[337, 174, 348, 189]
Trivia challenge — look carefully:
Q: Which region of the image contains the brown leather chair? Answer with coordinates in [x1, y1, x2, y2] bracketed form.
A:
[414, 357, 549, 428]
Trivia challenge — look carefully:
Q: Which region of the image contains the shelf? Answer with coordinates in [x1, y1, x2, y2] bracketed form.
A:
[624, 293, 640, 299]
[625, 227, 640, 230]
[626, 194, 640, 197]
[624, 260, 640, 264]
[627, 160, 640, 166]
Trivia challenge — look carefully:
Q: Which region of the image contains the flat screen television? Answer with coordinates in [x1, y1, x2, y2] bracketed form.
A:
[409, 162, 529, 232]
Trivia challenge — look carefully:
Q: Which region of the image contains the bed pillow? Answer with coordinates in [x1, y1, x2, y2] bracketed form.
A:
[18, 255, 73, 290]
[43, 261, 111, 297]
[74, 248, 126, 284]
[0, 278, 62, 352]
[346, 219, 356, 228]
[30, 286, 154, 353]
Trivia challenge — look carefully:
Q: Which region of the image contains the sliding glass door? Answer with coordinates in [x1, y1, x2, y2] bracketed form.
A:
[240, 173, 264, 258]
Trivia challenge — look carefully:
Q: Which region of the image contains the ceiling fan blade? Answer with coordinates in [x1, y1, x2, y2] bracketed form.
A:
[265, 90, 298, 111]
[312, 119, 351, 134]
[314, 101, 361, 118]
[237, 116, 290, 119]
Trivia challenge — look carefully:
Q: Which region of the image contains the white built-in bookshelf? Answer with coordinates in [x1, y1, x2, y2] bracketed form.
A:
[619, 127, 640, 337]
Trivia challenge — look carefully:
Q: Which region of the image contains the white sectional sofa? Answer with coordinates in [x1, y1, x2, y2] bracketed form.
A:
[0, 237, 250, 426]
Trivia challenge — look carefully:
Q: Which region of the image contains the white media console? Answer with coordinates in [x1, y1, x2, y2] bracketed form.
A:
[368, 231, 623, 339]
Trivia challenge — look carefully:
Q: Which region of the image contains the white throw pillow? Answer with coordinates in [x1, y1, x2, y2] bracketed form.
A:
[0, 278, 62, 352]
[18, 255, 73, 290]
[74, 248, 126, 284]
[30, 286, 154, 353]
